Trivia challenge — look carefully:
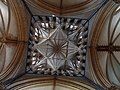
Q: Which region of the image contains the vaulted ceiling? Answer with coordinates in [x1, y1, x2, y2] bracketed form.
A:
[25, 0, 104, 16]
[0, 0, 120, 90]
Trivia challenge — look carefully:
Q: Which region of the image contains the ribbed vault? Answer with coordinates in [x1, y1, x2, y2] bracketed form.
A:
[25, 0, 104, 15]
[1, 0, 120, 90]
[27, 15, 88, 76]
[6, 76, 100, 90]
[91, 2, 120, 89]
[0, 0, 28, 82]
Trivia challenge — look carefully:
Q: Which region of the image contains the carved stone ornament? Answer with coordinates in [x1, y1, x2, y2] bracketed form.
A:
[27, 16, 88, 76]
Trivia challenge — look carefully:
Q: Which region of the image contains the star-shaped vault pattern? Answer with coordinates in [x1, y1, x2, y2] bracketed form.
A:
[35, 25, 79, 71]
[27, 16, 88, 76]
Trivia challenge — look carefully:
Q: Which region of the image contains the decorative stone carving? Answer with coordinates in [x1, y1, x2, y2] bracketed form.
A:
[27, 16, 88, 76]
